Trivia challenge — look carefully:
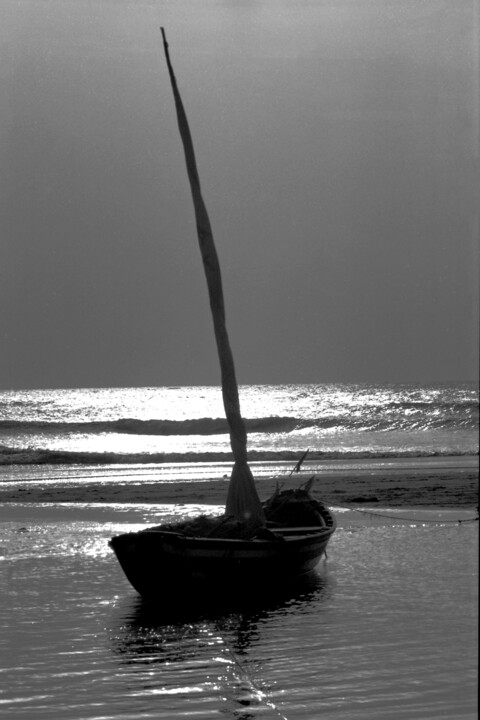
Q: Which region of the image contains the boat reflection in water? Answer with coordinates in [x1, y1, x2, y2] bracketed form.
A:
[114, 564, 330, 627]
[110, 571, 332, 718]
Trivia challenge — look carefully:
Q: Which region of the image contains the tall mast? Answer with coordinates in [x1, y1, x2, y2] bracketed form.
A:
[160, 29, 265, 525]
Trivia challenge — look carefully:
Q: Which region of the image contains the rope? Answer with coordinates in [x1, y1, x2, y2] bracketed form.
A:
[211, 626, 289, 720]
[227, 647, 289, 720]
[274, 469, 478, 525]
[332, 504, 479, 525]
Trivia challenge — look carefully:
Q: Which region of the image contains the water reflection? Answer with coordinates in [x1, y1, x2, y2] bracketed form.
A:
[123, 570, 327, 623]
[110, 572, 331, 718]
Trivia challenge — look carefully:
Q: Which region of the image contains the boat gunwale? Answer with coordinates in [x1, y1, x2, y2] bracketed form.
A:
[111, 514, 336, 552]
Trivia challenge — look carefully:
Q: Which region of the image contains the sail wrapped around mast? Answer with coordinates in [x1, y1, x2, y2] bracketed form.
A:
[160, 28, 265, 527]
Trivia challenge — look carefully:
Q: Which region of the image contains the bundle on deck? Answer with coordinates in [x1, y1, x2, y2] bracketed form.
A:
[148, 488, 327, 540]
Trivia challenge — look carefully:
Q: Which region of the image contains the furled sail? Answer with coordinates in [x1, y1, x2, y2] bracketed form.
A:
[160, 29, 265, 527]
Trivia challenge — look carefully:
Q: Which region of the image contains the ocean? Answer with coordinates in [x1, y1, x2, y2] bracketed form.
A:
[0, 383, 478, 467]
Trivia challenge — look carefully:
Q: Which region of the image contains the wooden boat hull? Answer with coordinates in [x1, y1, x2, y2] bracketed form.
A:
[110, 513, 336, 598]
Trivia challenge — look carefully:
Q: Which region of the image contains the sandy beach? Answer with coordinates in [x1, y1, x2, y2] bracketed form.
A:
[1, 457, 477, 508]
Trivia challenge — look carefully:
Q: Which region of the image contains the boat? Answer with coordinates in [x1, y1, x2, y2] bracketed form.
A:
[110, 482, 336, 598]
[109, 29, 336, 599]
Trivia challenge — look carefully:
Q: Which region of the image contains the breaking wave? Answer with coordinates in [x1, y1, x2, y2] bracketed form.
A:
[0, 446, 476, 466]
[0, 405, 477, 437]
[0, 417, 296, 435]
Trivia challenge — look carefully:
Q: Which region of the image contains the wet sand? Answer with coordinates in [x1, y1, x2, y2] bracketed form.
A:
[1, 459, 477, 507]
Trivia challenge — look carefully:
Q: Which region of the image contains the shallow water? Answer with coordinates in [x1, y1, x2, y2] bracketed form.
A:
[1, 503, 477, 719]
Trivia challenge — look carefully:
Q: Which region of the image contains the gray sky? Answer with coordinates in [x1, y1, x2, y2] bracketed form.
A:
[1, 0, 478, 389]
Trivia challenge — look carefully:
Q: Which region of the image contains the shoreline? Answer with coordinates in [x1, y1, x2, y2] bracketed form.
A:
[1, 450, 478, 467]
[0, 458, 477, 508]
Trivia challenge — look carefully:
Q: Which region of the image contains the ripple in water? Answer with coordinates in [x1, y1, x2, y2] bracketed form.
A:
[1, 505, 477, 719]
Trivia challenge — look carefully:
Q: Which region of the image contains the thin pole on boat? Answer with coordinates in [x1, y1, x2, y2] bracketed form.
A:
[289, 449, 310, 476]
[160, 28, 265, 526]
